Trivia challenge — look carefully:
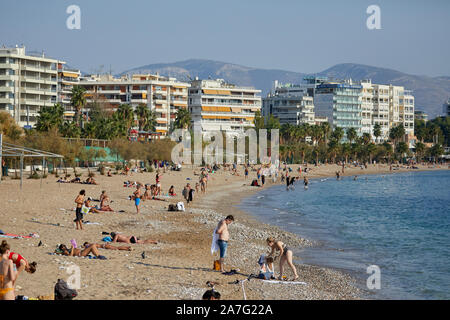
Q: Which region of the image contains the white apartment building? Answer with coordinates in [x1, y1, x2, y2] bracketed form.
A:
[57, 62, 80, 121]
[188, 79, 261, 133]
[0, 46, 58, 128]
[262, 82, 315, 126]
[79, 74, 190, 136]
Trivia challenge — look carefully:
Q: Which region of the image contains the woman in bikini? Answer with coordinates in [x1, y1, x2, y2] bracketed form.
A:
[266, 237, 299, 281]
[0, 241, 16, 300]
[58, 243, 105, 259]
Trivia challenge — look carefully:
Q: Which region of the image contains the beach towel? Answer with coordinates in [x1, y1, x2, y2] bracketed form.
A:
[211, 227, 219, 255]
[0, 233, 35, 239]
[262, 280, 307, 285]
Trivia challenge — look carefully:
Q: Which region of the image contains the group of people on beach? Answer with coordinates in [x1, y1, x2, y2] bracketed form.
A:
[74, 190, 115, 230]
[212, 215, 299, 282]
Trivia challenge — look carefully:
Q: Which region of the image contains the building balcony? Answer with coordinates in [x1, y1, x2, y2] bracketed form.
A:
[0, 86, 14, 92]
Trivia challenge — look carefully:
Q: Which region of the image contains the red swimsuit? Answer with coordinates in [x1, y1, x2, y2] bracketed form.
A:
[9, 252, 25, 268]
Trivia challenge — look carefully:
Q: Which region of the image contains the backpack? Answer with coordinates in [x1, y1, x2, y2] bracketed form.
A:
[168, 204, 177, 211]
[54, 279, 78, 300]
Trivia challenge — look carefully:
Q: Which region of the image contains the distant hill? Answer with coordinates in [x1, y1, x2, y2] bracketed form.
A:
[119, 59, 450, 119]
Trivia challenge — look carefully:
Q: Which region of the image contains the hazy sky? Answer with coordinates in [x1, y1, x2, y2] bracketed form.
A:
[1, 0, 449, 76]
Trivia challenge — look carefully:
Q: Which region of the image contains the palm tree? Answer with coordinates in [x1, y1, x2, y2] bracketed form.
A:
[117, 104, 135, 133]
[320, 122, 331, 144]
[253, 110, 265, 131]
[414, 141, 425, 162]
[373, 123, 382, 143]
[346, 127, 357, 144]
[59, 120, 81, 138]
[70, 86, 87, 127]
[362, 132, 372, 145]
[36, 103, 64, 132]
[310, 125, 322, 146]
[173, 107, 191, 129]
[135, 104, 150, 131]
[331, 127, 345, 143]
[366, 143, 377, 164]
[341, 142, 351, 164]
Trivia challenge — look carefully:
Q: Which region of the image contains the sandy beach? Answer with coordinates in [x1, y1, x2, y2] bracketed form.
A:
[0, 162, 447, 300]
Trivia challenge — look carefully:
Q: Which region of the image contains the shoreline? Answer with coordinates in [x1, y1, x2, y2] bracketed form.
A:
[0, 163, 447, 300]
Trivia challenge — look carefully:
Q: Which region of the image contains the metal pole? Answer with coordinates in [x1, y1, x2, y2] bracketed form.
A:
[0, 133, 2, 184]
[20, 151, 24, 189]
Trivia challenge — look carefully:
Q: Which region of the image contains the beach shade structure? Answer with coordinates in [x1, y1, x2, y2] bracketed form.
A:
[0, 134, 64, 189]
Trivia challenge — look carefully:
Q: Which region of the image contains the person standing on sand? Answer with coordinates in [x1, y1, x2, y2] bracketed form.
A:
[215, 215, 234, 272]
[74, 190, 85, 230]
[133, 185, 142, 214]
[266, 237, 299, 281]
[0, 241, 16, 300]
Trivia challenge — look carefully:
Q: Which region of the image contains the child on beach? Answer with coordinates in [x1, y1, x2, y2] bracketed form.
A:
[74, 190, 85, 230]
[258, 255, 275, 280]
[133, 185, 142, 214]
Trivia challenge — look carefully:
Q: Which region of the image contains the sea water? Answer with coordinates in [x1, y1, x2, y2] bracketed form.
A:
[239, 170, 450, 299]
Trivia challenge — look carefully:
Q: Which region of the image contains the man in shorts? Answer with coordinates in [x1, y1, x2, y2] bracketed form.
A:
[74, 190, 85, 230]
[215, 215, 234, 272]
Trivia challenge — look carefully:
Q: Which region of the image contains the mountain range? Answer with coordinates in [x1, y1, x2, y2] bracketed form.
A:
[118, 59, 450, 119]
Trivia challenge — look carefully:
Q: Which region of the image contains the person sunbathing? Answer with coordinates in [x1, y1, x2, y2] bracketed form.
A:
[110, 232, 157, 244]
[58, 243, 106, 259]
[84, 199, 102, 214]
[168, 186, 176, 196]
[84, 177, 98, 185]
[99, 192, 114, 212]
[82, 242, 131, 251]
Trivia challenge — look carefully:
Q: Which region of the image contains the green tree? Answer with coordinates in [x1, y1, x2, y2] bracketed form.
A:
[173, 107, 191, 130]
[373, 123, 382, 143]
[71, 86, 87, 127]
[346, 127, 357, 144]
[35, 103, 64, 132]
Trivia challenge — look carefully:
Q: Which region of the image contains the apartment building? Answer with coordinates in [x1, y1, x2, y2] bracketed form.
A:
[262, 82, 315, 126]
[188, 79, 261, 133]
[78, 73, 189, 136]
[313, 80, 363, 135]
[0, 46, 58, 128]
[57, 62, 81, 121]
[444, 99, 450, 117]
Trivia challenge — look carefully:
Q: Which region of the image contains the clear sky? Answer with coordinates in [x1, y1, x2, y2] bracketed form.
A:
[1, 0, 449, 76]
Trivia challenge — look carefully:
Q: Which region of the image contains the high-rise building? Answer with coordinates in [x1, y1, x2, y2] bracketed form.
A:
[57, 62, 80, 121]
[0, 46, 58, 128]
[313, 80, 363, 135]
[262, 82, 315, 126]
[443, 99, 450, 117]
[188, 79, 261, 133]
[78, 74, 189, 136]
[414, 110, 428, 121]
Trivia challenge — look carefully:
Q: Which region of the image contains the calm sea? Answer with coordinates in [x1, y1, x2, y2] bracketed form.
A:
[239, 170, 450, 299]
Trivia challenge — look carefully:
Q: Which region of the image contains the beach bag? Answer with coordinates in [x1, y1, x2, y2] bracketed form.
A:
[168, 204, 177, 212]
[54, 279, 77, 300]
[176, 202, 185, 211]
[213, 260, 221, 271]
